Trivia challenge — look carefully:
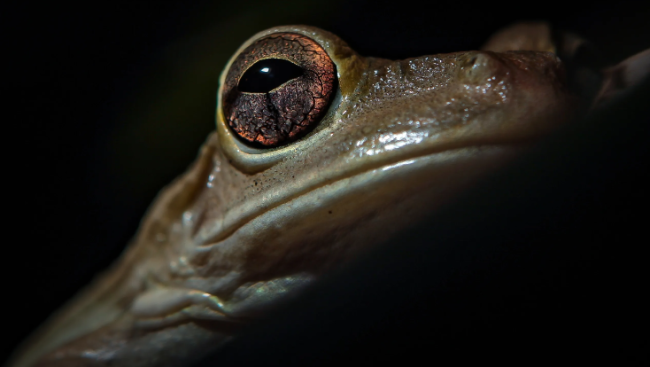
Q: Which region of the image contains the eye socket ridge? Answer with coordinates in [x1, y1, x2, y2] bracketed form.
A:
[238, 58, 304, 94]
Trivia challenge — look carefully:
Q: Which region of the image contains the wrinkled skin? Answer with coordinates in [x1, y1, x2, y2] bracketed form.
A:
[9, 24, 581, 367]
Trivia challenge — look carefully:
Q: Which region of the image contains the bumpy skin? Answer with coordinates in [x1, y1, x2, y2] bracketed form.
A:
[8, 24, 579, 367]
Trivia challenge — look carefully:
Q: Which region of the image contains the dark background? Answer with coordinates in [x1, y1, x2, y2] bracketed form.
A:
[4, 0, 650, 364]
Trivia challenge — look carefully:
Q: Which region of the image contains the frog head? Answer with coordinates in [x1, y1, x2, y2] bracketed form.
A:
[9, 24, 581, 367]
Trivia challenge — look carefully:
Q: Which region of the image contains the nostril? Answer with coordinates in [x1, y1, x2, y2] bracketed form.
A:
[460, 52, 500, 83]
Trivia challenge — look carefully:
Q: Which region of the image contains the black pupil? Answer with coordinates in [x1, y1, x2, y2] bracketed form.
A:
[238, 59, 304, 93]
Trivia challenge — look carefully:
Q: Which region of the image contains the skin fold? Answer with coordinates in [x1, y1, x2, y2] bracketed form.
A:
[8, 23, 583, 367]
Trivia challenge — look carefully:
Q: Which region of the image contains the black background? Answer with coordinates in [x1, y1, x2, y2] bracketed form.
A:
[4, 0, 650, 365]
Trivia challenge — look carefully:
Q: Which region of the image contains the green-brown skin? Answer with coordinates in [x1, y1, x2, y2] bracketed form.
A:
[8, 24, 578, 367]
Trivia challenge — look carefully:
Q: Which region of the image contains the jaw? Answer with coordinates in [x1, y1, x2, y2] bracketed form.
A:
[191, 144, 526, 295]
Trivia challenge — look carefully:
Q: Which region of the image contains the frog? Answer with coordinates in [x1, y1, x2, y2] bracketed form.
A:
[8, 22, 594, 367]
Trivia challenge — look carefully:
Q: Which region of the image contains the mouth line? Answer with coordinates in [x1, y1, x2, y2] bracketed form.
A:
[198, 138, 525, 247]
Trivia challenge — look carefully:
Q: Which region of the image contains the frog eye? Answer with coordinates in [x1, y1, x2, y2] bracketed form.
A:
[222, 33, 337, 148]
